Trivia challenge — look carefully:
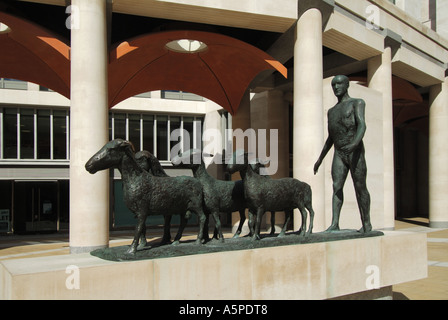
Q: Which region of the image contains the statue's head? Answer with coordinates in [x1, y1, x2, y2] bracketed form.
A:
[134, 150, 153, 172]
[331, 75, 350, 98]
[85, 139, 135, 174]
[135, 150, 168, 177]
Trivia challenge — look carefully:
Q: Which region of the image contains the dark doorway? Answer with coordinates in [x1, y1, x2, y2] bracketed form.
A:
[13, 181, 59, 234]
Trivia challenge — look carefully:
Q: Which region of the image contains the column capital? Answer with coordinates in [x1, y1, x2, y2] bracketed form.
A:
[382, 29, 402, 55]
[298, 0, 335, 21]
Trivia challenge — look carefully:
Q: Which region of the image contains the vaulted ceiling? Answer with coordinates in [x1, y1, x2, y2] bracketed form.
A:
[0, 0, 287, 114]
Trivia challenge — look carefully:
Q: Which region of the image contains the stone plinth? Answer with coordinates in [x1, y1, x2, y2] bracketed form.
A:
[0, 231, 427, 300]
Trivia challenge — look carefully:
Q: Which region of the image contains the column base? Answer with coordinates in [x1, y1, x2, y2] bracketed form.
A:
[429, 221, 448, 228]
[70, 245, 108, 254]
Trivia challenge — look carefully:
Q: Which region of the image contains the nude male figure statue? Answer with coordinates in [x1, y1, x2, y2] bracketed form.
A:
[314, 75, 372, 233]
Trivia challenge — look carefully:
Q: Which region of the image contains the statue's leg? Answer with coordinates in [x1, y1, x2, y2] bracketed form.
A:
[213, 225, 219, 239]
[351, 151, 372, 233]
[251, 208, 264, 241]
[161, 215, 172, 245]
[327, 154, 349, 232]
[233, 209, 246, 238]
[196, 210, 207, 245]
[211, 211, 224, 242]
[270, 212, 276, 235]
[298, 205, 307, 237]
[127, 211, 147, 254]
[278, 210, 292, 237]
[248, 210, 255, 237]
[137, 223, 148, 250]
[202, 213, 211, 242]
[172, 214, 187, 245]
[305, 202, 315, 236]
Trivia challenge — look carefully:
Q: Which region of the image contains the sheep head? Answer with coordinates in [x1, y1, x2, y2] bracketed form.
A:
[85, 139, 135, 174]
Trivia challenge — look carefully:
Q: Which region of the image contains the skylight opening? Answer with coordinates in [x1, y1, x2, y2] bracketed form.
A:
[166, 39, 208, 54]
[0, 23, 11, 34]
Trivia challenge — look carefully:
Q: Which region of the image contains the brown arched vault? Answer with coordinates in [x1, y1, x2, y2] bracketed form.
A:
[0, 11, 286, 115]
[0, 11, 70, 98]
[109, 30, 287, 114]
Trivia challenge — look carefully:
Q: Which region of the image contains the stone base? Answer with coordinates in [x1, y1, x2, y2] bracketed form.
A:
[0, 231, 427, 300]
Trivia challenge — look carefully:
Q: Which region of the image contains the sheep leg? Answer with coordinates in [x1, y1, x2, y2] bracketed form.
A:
[172, 214, 188, 246]
[203, 213, 212, 242]
[211, 211, 224, 242]
[137, 223, 148, 250]
[278, 210, 292, 238]
[298, 206, 307, 237]
[195, 210, 207, 245]
[213, 226, 219, 239]
[160, 215, 172, 245]
[270, 212, 276, 235]
[305, 201, 315, 236]
[248, 210, 255, 237]
[127, 211, 148, 254]
[232, 209, 246, 238]
[251, 208, 263, 241]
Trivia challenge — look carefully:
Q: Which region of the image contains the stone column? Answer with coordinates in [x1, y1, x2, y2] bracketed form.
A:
[429, 76, 448, 228]
[250, 90, 290, 233]
[367, 30, 402, 230]
[293, 1, 333, 232]
[70, 0, 110, 253]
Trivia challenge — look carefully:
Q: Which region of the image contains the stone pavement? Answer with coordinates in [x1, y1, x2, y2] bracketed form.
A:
[1, 219, 446, 300]
[393, 218, 448, 300]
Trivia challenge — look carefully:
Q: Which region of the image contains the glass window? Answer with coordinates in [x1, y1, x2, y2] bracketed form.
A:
[170, 116, 181, 153]
[156, 115, 168, 160]
[113, 113, 126, 140]
[53, 110, 67, 159]
[183, 116, 194, 151]
[20, 109, 34, 159]
[142, 115, 154, 154]
[3, 108, 17, 159]
[128, 114, 141, 151]
[161, 90, 204, 101]
[170, 116, 181, 133]
[1, 78, 27, 90]
[37, 110, 51, 159]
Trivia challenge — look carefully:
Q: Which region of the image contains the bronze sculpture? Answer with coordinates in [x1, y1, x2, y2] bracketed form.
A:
[86, 75, 379, 260]
[314, 75, 372, 233]
[171, 149, 249, 241]
[85, 139, 207, 254]
[134, 150, 188, 245]
[227, 150, 314, 240]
